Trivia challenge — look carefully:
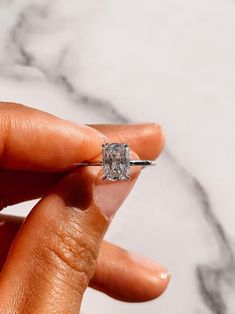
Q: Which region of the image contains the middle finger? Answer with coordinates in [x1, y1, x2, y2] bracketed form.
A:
[0, 214, 170, 302]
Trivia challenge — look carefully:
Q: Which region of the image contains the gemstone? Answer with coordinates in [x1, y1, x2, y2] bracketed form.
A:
[102, 143, 130, 181]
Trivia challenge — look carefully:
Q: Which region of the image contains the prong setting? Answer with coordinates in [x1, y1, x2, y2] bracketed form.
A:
[102, 143, 130, 181]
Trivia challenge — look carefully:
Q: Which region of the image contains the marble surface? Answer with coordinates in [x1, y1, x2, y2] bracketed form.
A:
[1, 0, 235, 313]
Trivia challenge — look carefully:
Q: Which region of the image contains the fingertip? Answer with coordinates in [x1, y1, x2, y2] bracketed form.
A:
[92, 242, 171, 302]
[125, 251, 171, 302]
[143, 123, 165, 160]
[142, 269, 171, 301]
[90, 123, 165, 161]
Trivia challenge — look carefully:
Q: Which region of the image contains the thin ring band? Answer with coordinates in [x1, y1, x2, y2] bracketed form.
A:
[74, 160, 155, 167]
[74, 143, 155, 181]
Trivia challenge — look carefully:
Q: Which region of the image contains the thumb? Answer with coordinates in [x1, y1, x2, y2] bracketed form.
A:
[0, 160, 140, 313]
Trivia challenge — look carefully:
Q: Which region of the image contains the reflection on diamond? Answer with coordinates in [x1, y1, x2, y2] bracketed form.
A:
[102, 143, 130, 181]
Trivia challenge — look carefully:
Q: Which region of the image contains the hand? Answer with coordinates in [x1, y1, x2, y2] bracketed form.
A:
[0, 102, 170, 313]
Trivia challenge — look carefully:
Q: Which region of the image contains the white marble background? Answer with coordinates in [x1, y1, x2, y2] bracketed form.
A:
[1, 0, 235, 313]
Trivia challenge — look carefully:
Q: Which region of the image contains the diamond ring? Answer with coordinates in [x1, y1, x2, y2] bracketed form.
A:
[74, 143, 155, 181]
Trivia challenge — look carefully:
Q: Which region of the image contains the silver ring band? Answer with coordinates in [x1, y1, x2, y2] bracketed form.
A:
[74, 160, 155, 167]
[73, 143, 156, 181]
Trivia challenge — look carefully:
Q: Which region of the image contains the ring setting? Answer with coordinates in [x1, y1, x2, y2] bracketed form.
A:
[74, 143, 155, 181]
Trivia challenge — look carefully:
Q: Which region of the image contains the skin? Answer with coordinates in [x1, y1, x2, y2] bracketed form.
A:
[0, 102, 170, 313]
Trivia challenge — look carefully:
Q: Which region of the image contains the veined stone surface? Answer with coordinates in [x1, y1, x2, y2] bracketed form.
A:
[0, 1, 235, 313]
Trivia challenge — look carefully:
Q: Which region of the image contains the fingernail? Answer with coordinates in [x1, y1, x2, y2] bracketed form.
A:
[159, 271, 171, 280]
[94, 167, 140, 219]
[129, 252, 171, 281]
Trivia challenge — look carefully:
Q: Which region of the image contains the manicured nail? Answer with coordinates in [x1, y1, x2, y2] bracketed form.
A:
[129, 252, 171, 281]
[94, 167, 140, 219]
[159, 271, 171, 280]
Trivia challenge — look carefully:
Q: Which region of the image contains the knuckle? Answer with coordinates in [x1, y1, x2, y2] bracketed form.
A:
[34, 212, 98, 291]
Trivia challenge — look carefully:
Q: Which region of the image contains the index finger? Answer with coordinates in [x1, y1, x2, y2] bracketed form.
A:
[0, 102, 106, 171]
[0, 122, 164, 208]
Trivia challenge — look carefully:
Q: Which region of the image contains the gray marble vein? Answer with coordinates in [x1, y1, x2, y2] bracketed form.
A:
[0, 1, 235, 313]
[5, 3, 129, 123]
[167, 153, 235, 314]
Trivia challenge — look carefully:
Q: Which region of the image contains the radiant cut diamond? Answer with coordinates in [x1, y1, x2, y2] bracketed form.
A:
[102, 143, 130, 181]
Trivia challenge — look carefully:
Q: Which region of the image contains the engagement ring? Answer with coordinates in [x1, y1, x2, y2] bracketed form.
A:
[74, 143, 155, 181]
